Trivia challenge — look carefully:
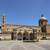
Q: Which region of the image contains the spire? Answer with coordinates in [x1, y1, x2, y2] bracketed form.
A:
[40, 14, 47, 20]
[41, 14, 44, 17]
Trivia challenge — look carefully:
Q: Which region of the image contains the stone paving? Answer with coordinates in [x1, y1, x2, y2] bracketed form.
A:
[0, 40, 50, 50]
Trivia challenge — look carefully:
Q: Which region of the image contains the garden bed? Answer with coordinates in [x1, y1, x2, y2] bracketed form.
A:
[23, 40, 39, 42]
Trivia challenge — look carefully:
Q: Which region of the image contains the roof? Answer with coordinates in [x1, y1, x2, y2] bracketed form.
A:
[5, 24, 41, 28]
[40, 17, 46, 20]
[40, 14, 47, 20]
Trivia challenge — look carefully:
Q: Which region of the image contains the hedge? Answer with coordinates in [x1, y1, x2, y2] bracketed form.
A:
[23, 40, 39, 42]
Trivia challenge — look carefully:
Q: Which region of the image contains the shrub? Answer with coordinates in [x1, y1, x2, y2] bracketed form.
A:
[41, 37, 47, 40]
[43, 37, 47, 40]
[1, 39, 11, 41]
[23, 40, 39, 42]
[37, 39, 39, 42]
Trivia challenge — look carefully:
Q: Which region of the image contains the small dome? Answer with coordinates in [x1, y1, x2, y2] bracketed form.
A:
[40, 14, 46, 20]
[2, 14, 5, 16]
[40, 17, 46, 20]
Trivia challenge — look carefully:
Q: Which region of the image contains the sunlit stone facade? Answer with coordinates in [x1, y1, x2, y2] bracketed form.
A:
[0, 14, 50, 40]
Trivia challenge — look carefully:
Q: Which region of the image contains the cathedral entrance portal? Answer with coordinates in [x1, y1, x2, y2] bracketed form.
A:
[23, 37, 26, 40]
[23, 32, 28, 40]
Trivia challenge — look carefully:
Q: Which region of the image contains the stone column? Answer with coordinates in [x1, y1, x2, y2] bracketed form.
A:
[22, 32, 23, 40]
[13, 29, 17, 40]
[17, 32, 18, 40]
[28, 33, 30, 40]
[17, 33, 18, 40]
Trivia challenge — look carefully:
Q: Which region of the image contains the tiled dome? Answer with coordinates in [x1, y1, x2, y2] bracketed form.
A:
[40, 14, 46, 20]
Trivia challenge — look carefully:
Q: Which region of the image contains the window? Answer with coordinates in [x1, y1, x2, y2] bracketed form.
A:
[42, 29, 44, 32]
[39, 30, 40, 32]
[33, 29, 37, 32]
[19, 30, 21, 31]
[41, 22, 43, 25]
[7, 29, 9, 31]
[3, 16, 4, 17]
[3, 22, 4, 23]
[3, 18, 4, 20]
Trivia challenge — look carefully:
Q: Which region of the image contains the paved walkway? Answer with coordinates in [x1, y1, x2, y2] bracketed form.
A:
[0, 40, 50, 50]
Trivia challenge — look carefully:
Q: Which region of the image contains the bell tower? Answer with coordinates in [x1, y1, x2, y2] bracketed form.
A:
[1, 14, 5, 27]
[38, 14, 48, 26]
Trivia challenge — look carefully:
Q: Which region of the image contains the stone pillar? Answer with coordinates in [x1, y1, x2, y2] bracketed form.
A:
[17, 33, 18, 40]
[22, 33, 23, 40]
[13, 29, 17, 40]
[28, 33, 30, 40]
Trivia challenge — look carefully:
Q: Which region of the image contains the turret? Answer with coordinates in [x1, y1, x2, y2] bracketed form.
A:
[38, 14, 48, 26]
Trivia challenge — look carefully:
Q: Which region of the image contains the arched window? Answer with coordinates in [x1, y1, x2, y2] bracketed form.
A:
[7, 29, 9, 31]
[39, 30, 41, 32]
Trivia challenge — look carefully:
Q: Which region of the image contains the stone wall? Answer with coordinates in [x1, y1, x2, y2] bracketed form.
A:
[35, 33, 50, 39]
[0, 33, 11, 40]
[46, 25, 50, 33]
[4, 24, 41, 32]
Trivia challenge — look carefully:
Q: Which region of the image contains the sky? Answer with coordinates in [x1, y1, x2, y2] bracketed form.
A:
[0, 0, 50, 26]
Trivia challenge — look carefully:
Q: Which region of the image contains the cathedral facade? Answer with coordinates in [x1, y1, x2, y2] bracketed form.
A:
[0, 14, 50, 40]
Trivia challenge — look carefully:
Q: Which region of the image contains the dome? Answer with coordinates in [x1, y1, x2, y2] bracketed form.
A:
[2, 14, 5, 16]
[40, 17, 46, 20]
[40, 14, 47, 20]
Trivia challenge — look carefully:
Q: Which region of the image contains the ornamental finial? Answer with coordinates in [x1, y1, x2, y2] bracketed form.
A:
[41, 14, 44, 17]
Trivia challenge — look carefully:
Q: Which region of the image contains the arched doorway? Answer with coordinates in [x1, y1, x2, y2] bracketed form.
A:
[30, 33, 33, 40]
[18, 32, 22, 40]
[23, 32, 28, 40]
[11, 33, 14, 40]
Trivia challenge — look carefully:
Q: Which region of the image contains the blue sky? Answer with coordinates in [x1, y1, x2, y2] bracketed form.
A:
[0, 0, 50, 26]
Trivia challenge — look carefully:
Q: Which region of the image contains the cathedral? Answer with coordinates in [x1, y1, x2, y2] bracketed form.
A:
[0, 14, 50, 40]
